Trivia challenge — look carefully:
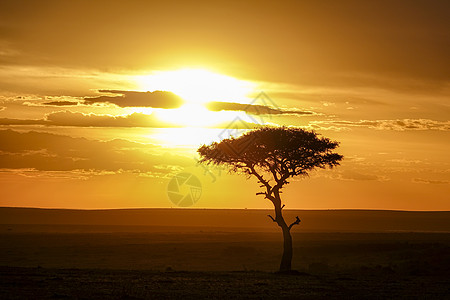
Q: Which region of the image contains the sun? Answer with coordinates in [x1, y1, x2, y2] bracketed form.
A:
[155, 103, 248, 127]
[134, 68, 256, 127]
[136, 68, 255, 104]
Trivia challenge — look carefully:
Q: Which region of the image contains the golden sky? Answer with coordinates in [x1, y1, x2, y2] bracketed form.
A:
[0, 0, 449, 210]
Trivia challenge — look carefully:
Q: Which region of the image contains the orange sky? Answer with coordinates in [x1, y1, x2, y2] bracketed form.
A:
[0, 0, 449, 210]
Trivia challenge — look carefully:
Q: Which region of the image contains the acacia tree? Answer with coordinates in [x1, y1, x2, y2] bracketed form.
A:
[197, 126, 343, 272]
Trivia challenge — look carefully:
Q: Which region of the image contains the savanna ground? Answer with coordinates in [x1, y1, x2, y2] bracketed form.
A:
[1, 225, 450, 299]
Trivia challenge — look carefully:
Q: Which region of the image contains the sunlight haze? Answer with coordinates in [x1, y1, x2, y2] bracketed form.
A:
[0, 0, 448, 210]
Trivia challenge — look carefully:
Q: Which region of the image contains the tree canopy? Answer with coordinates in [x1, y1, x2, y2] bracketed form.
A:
[198, 126, 343, 201]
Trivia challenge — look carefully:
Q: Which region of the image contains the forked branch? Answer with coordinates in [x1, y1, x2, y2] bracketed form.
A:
[288, 216, 301, 230]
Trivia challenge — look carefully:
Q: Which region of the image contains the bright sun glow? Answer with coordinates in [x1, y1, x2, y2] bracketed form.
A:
[136, 68, 255, 104]
[149, 127, 226, 149]
[134, 68, 256, 127]
[154, 103, 247, 127]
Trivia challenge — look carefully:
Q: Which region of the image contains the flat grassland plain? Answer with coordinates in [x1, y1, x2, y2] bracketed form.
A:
[1, 208, 450, 299]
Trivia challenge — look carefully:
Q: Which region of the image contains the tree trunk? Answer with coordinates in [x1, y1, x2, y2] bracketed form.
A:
[279, 222, 293, 272]
[273, 194, 293, 272]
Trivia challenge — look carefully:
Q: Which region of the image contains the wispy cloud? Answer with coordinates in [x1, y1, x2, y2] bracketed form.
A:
[339, 171, 389, 182]
[310, 119, 450, 131]
[206, 101, 314, 116]
[311, 169, 389, 182]
[413, 178, 449, 184]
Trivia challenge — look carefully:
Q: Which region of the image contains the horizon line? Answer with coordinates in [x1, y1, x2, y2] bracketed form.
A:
[1, 206, 449, 213]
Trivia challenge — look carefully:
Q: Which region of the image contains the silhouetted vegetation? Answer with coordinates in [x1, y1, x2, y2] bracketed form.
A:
[198, 127, 343, 271]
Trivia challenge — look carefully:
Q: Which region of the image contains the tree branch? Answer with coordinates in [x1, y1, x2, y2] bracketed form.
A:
[267, 215, 276, 222]
[256, 192, 269, 199]
[288, 216, 301, 230]
[274, 172, 290, 191]
[248, 164, 274, 198]
[257, 192, 275, 202]
[268, 164, 280, 183]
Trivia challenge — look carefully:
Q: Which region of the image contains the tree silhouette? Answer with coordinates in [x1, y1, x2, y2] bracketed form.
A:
[198, 126, 343, 272]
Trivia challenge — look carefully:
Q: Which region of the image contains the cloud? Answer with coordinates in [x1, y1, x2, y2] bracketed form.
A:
[413, 178, 449, 185]
[388, 159, 422, 165]
[2, 94, 84, 108]
[310, 119, 450, 131]
[339, 171, 388, 181]
[0, 111, 179, 128]
[0, 117, 47, 126]
[85, 90, 184, 108]
[45, 111, 174, 127]
[0, 111, 265, 129]
[314, 169, 388, 182]
[42, 101, 80, 106]
[0, 106, 5, 111]
[206, 101, 313, 116]
[0, 129, 192, 173]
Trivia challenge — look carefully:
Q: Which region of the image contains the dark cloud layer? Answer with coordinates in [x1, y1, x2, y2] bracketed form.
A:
[206, 101, 313, 115]
[85, 90, 184, 108]
[0, 118, 46, 126]
[0, 129, 190, 173]
[0, 111, 177, 128]
[0, 111, 264, 128]
[42, 101, 80, 106]
[46, 111, 169, 127]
